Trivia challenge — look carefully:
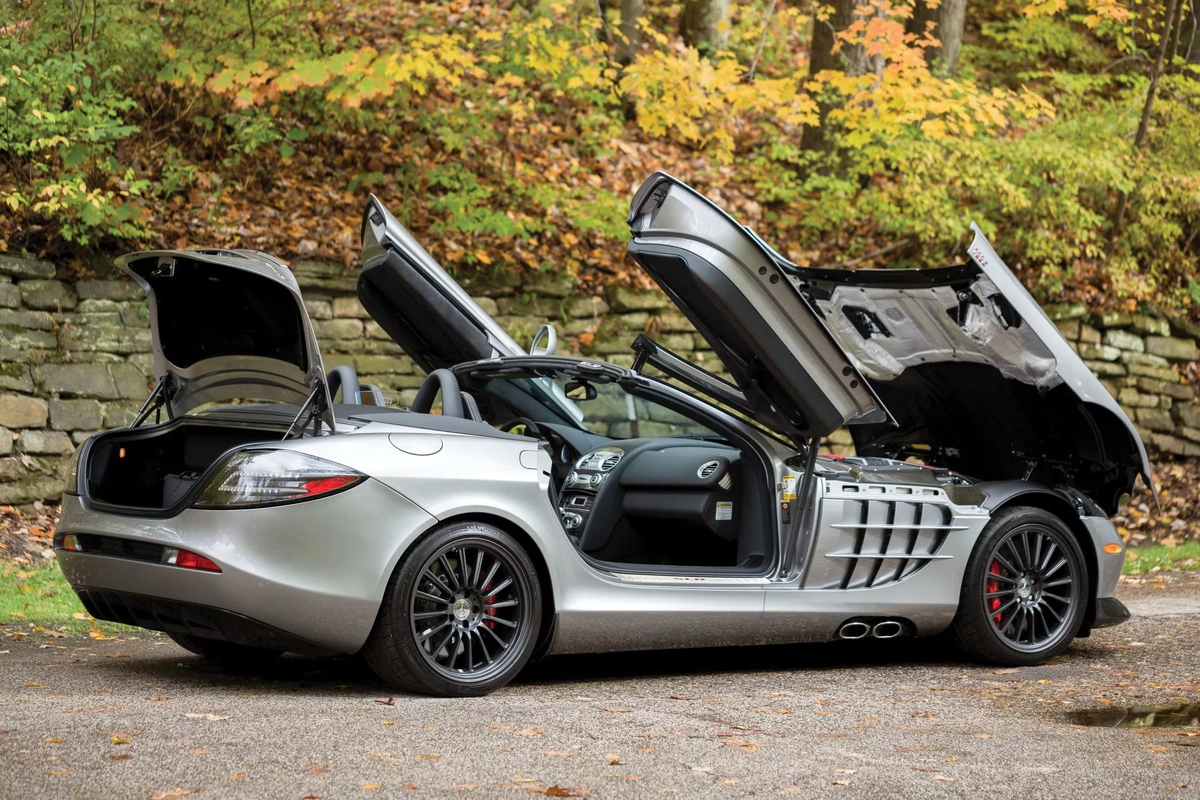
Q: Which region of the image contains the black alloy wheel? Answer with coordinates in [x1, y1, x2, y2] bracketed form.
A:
[363, 521, 542, 696]
[410, 539, 530, 681]
[951, 506, 1088, 666]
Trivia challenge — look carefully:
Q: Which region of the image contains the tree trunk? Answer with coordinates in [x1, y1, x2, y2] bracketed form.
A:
[680, 0, 732, 54]
[907, 0, 967, 75]
[800, 0, 882, 152]
[1110, 0, 1181, 245]
[1179, 0, 1198, 76]
[616, 0, 644, 65]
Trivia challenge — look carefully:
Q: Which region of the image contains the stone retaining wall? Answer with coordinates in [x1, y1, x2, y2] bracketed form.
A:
[0, 252, 1197, 506]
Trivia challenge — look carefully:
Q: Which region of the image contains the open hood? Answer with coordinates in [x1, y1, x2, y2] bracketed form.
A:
[627, 172, 889, 443]
[625, 172, 1151, 513]
[117, 249, 333, 427]
[791, 224, 1153, 514]
[358, 195, 525, 373]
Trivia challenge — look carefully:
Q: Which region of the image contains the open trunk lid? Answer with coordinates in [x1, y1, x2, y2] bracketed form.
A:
[792, 224, 1153, 514]
[626, 172, 889, 443]
[358, 195, 525, 373]
[117, 249, 333, 428]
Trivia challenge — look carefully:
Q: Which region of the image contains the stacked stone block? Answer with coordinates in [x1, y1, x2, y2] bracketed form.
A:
[1047, 303, 1200, 456]
[1, 249, 1199, 506]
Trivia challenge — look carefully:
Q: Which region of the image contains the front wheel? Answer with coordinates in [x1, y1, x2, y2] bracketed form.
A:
[362, 521, 542, 697]
[950, 506, 1089, 666]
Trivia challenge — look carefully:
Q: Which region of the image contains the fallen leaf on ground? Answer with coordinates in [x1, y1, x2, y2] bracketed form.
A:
[112, 735, 131, 745]
[110, 753, 135, 761]
[540, 751, 577, 757]
[183, 713, 228, 721]
[600, 707, 631, 713]
[416, 754, 440, 760]
[146, 696, 170, 702]
[149, 790, 201, 799]
[374, 697, 395, 706]
[515, 728, 544, 736]
[361, 783, 381, 791]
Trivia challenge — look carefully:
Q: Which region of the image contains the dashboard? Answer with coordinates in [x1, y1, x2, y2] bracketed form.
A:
[557, 439, 740, 540]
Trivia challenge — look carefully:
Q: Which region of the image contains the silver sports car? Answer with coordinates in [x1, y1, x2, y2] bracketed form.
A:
[56, 172, 1148, 696]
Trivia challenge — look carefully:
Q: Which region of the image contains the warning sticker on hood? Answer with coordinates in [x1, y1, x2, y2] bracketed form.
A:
[715, 501, 733, 521]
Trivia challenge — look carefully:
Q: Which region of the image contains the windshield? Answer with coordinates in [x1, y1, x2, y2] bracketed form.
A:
[462, 369, 718, 440]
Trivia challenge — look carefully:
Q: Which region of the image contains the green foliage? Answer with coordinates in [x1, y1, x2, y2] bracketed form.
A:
[0, 0, 1197, 315]
[0, 26, 145, 245]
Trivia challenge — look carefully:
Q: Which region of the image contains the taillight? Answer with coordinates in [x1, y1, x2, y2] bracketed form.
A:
[192, 450, 364, 509]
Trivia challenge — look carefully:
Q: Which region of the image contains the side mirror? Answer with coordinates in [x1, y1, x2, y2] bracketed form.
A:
[529, 324, 557, 356]
[564, 380, 597, 401]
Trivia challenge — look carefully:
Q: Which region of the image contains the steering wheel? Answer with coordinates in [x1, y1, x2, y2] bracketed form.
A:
[410, 369, 465, 418]
[499, 417, 545, 439]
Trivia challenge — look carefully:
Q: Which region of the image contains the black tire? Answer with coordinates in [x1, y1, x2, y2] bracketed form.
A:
[167, 632, 283, 662]
[362, 521, 542, 697]
[950, 506, 1089, 667]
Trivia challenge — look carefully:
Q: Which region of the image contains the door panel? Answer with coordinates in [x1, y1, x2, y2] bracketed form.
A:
[627, 173, 889, 442]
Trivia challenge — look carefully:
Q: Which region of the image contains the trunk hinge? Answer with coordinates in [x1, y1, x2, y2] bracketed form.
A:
[128, 376, 176, 429]
[283, 379, 336, 439]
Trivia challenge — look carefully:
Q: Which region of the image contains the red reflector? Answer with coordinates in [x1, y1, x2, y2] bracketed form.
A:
[175, 550, 221, 572]
[302, 475, 359, 496]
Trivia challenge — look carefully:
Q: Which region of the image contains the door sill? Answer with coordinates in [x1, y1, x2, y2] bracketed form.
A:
[578, 553, 774, 583]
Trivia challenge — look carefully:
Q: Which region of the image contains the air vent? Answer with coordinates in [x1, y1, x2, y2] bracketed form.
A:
[697, 460, 720, 479]
[598, 452, 622, 472]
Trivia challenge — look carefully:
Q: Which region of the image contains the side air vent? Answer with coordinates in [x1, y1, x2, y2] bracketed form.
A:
[802, 495, 967, 590]
[697, 460, 720, 479]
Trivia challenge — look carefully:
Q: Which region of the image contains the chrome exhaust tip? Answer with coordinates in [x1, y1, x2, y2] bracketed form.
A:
[872, 620, 904, 639]
[838, 621, 871, 640]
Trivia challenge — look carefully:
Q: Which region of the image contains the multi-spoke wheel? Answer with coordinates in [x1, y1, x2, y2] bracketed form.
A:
[950, 506, 1088, 666]
[363, 521, 541, 696]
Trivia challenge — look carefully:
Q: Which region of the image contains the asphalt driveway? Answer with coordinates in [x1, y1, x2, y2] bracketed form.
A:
[2, 575, 1198, 799]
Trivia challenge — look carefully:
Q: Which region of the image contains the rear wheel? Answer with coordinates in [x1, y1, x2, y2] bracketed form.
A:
[362, 521, 542, 697]
[950, 506, 1088, 666]
[167, 632, 283, 662]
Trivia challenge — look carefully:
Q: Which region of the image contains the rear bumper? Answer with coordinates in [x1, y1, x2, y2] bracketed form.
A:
[1092, 596, 1132, 629]
[75, 588, 334, 655]
[55, 478, 437, 653]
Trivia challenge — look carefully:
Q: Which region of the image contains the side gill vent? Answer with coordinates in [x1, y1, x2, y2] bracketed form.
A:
[718, 473, 733, 491]
[598, 452, 622, 472]
[802, 498, 967, 590]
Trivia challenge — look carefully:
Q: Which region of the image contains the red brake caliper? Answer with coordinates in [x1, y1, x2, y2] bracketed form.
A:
[483, 580, 496, 629]
[987, 561, 1002, 624]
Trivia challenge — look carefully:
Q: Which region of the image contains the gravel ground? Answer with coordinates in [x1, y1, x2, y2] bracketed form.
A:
[1, 575, 1198, 800]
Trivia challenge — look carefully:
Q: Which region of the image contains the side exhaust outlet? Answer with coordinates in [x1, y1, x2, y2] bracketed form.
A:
[872, 620, 903, 639]
[838, 621, 871, 640]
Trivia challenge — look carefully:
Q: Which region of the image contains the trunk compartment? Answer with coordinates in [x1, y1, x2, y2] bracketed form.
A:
[84, 419, 281, 512]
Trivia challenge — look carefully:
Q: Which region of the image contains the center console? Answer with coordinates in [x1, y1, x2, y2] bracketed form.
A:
[559, 447, 623, 533]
